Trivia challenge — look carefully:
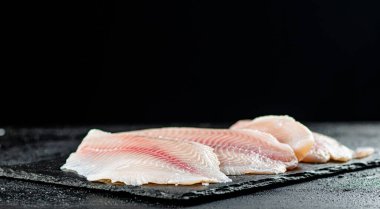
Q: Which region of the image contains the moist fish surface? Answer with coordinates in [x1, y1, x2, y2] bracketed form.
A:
[128, 127, 298, 175]
[230, 115, 314, 161]
[303, 132, 374, 163]
[353, 147, 375, 159]
[301, 132, 331, 163]
[61, 129, 231, 185]
[231, 116, 374, 163]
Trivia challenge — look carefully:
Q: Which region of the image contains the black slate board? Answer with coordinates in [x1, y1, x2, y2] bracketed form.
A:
[1, 154, 379, 203]
[0, 124, 379, 204]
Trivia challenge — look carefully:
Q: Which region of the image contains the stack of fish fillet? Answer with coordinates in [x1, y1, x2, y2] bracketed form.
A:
[61, 115, 374, 186]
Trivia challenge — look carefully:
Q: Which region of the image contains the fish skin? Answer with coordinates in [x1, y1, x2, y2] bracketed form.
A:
[128, 127, 298, 175]
[230, 115, 314, 161]
[61, 129, 231, 186]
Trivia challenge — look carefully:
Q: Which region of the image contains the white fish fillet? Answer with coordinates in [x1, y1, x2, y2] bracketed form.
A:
[128, 127, 298, 175]
[353, 147, 375, 159]
[230, 115, 314, 161]
[301, 133, 331, 163]
[303, 133, 374, 163]
[61, 129, 231, 185]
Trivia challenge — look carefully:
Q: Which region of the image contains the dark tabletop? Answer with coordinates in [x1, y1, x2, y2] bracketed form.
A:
[0, 123, 379, 209]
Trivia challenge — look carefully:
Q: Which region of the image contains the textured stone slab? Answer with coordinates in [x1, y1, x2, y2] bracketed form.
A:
[0, 124, 379, 204]
[0, 155, 379, 203]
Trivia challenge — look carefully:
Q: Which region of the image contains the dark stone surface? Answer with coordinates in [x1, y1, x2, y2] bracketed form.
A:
[1, 167, 379, 209]
[0, 123, 380, 208]
[1, 156, 379, 203]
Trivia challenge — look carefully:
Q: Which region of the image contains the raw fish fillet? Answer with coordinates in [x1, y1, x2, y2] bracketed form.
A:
[353, 147, 375, 159]
[230, 120, 252, 129]
[303, 133, 374, 163]
[301, 133, 331, 163]
[304, 132, 353, 162]
[232, 116, 374, 163]
[61, 129, 231, 185]
[230, 115, 314, 161]
[128, 127, 298, 175]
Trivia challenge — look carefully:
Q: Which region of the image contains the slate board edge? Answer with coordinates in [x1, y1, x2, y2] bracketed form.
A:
[1, 159, 379, 203]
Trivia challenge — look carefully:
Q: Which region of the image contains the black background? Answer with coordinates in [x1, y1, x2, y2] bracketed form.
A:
[2, 1, 380, 126]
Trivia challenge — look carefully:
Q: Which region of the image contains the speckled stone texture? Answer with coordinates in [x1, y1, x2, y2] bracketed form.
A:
[0, 123, 379, 208]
